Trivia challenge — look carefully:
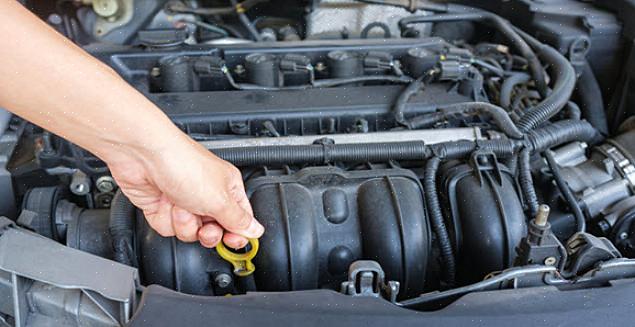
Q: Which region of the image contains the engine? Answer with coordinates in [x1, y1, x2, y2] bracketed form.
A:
[6, 2, 635, 323]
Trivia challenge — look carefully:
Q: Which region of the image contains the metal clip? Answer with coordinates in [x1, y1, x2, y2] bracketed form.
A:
[216, 238, 259, 277]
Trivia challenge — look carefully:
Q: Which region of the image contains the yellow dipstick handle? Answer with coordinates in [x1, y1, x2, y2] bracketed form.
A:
[216, 238, 259, 277]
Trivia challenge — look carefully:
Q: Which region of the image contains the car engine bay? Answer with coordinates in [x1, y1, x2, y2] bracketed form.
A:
[3, 0, 635, 326]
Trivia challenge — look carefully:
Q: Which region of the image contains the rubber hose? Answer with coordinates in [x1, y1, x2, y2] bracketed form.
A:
[519, 148, 539, 218]
[515, 30, 577, 132]
[500, 73, 530, 109]
[424, 157, 456, 286]
[574, 60, 608, 135]
[109, 190, 137, 267]
[565, 101, 582, 121]
[398, 12, 548, 96]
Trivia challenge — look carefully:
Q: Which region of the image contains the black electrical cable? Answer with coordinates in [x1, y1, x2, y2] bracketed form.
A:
[424, 157, 456, 287]
[392, 71, 436, 126]
[224, 69, 412, 91]
[525, 119, 600, 153]
[398, 11, 548, 97]
[312, 75, 413, 87]
[499, 72, 531, 109]
[210, 121, 597, 167]
[519, 148, 539, 218]
[212, 139, 518, 167]
[407, 102, 524, 139]
[471, 58, 505, 77]
[544, 149, 586, 233]
[109, 190, 138, 267]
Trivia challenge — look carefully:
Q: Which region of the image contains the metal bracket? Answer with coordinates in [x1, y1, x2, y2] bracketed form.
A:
[0, 217, 139, 326]
[340, 260, 399, 303]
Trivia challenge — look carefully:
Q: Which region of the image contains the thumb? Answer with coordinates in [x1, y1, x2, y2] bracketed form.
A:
[211, 198, 264, 239]
[209, 163, 263, 239]
[204, 165, 264, 238]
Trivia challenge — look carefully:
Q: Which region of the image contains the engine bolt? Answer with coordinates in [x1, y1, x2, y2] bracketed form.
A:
[150, 67, 161, 77]
[234, 65, 246, 75]
[544, 256, 557, 266]
[620, 232, 629, 240]
[314, 62, 326, 72]
[70, 171, 91, 196]
[215, 273, 233, 288]
[96, 176, 117, 193]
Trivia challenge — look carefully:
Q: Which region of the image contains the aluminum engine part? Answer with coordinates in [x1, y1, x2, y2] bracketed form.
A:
[306, 0, 430, 39]
[553, 135, 635, 218]
[0, 217, 138, 327]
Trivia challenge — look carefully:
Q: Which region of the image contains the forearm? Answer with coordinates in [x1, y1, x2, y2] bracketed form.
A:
[0, 1, 184, 164]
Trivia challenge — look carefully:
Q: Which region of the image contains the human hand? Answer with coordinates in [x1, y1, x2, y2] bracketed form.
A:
[0, 0, 263, 249]
[105, 134, 264, 249]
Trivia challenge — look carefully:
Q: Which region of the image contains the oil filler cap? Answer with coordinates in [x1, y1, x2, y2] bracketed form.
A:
[216, 238, 259, 277]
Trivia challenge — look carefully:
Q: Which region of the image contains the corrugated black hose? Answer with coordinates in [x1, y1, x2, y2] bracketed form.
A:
[519, 148, 539, 218]
[424, 157, 455, 287]
[109, 190, 137, 267]
[514, 28, 577, 132]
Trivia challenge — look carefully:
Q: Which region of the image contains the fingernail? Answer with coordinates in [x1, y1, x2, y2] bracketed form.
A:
[246, 219, 265, 238]
[199, 227, 221, 246]
[232, 239, 248, 250]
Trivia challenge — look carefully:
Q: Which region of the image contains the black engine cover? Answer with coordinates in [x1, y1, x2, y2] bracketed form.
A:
[247, 166, 430, 298]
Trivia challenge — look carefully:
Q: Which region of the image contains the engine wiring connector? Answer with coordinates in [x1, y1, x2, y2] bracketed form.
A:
[216, 238, 259, 277]
[515, 204, 568, 270]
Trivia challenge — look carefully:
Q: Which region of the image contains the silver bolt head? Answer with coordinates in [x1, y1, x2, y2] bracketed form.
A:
[96, 176, 117, 193]
[544, 257, 557, 266]
[215, 273, 232, 288]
